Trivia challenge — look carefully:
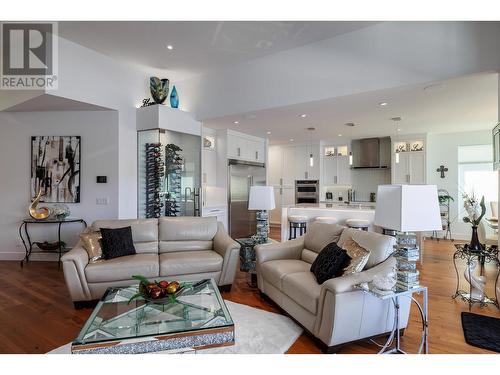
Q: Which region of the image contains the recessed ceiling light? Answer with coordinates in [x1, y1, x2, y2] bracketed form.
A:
[397, 128, 401, 132]
[233, 121, 239, 124]
[379, 102, 388, 107]
[290, 138, 294, 142]
[266, 131, 271, 135]
[299, 114, 307, 118]
[338, 134, 342, 137]
[167, 45, 174, 50]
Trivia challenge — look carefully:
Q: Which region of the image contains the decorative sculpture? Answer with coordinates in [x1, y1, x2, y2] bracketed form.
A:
[436, 165, 448, 178]
[464, 259, 486, 301]
[150, 77, 169, 104]
[29, 188, 51, 220]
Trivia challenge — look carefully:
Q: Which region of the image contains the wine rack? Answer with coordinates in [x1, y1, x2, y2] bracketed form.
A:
[145, 143, 165, 218]
[165, 143, 183, 216]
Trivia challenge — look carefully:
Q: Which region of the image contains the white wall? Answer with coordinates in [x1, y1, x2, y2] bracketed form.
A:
[0, 111, 119, 260]
[426, 129, 492, 239]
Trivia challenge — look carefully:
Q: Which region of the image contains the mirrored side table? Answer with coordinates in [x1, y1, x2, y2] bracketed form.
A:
[236, 237, 277, 287]
[356, 283, 429, 354]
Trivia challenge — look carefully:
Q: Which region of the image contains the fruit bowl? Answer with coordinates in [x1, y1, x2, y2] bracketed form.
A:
[128, 275, 187, 304]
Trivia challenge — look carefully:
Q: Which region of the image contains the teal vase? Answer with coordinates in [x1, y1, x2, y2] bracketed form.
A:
[170, 85, 179, 108]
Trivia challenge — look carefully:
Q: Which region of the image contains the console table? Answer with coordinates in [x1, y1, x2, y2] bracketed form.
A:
[452, 244, 499, 310]
[19, 217, 87, 267]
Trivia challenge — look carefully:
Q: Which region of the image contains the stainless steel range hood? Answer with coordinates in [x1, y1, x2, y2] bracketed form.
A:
[351, 137, 391, 169]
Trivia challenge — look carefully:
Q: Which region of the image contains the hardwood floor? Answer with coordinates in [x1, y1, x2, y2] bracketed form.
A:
[0, 227, 498, 354]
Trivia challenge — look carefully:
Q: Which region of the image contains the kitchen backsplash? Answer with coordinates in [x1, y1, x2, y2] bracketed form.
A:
[349, 169, 391, 201]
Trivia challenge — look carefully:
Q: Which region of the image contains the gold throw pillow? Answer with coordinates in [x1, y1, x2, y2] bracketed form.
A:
[80, 230, 103, 263]
[342, 237, 370, 275]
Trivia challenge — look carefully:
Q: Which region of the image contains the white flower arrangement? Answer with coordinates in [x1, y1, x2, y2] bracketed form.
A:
[462, 192, 486, 226]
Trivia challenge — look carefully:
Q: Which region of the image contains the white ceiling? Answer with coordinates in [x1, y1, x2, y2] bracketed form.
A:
[3, 94, 113, 112]
[204, 72, 499, 143]
[59, 21, 377, 80]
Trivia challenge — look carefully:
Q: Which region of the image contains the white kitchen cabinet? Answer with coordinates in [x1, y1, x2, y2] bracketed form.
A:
[227, 133, 247, 159]
[409, 152, 425, 184]
[226, 131, 266, 163]
[393, 152, 426, 184]
[268, 145, 283, 186]
[248, 139, 266, 163]
[294, 145, 320, 180]
[323, 154, 351, 185]
[282, 146, 296, 186]
[202, 206, 228, 230]
[202, 148, 217, 186]
[336, 155, 351, 185]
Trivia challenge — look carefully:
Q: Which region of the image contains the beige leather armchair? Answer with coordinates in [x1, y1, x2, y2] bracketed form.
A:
[255, 222, 410, 353]
[62, 217, 240, 307]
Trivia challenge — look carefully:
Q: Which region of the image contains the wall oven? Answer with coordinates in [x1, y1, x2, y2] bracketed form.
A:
[295, 180, 319, 204]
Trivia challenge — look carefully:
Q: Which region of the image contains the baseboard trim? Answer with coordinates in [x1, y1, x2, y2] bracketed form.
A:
[0, 252, 25, 261]
[0, 252, 59, 261]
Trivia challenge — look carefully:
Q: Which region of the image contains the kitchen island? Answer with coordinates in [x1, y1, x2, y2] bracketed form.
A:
[281, 202, 378, 242]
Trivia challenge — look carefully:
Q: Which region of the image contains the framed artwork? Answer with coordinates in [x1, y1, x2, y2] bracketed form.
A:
[31, 136, 81, 203]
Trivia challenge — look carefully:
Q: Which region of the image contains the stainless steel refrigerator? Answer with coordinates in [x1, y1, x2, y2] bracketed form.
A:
[228, 160, 266, 238]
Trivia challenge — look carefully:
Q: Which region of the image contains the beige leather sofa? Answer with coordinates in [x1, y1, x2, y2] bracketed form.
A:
[62, 216, 240, 306]
[255, 222, 411, 353]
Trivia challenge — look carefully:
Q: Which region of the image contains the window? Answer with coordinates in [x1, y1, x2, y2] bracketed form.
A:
[458, 144, 498, 216]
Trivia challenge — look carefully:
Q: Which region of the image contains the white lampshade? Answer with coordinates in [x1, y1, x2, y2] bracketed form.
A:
[248, 186, 276, 210]
[374, 184, 442, 232]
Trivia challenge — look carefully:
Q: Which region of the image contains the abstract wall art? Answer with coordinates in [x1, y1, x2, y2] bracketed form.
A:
[31, 136, 81, 203]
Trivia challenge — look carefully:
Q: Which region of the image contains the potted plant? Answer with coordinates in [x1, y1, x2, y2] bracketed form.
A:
[462, 192, 486, 251]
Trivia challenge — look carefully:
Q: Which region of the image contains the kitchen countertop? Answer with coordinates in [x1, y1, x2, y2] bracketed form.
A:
[285, 202, 376, 212]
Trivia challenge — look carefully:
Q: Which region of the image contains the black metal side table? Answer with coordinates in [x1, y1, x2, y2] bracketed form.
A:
[236, 237, 277, 287]
[452, 244, 499, 310]
[19, 217, 87, 267]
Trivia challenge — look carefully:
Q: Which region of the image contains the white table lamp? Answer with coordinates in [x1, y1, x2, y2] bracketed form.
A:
[248, 186, 275, 242]
[375, 184, 442, 232]
[375, 184, 442, 291]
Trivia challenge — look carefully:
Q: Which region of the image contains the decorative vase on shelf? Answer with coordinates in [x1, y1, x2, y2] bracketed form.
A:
[170, 85, 179, 108]
[150, 77, 169, 104]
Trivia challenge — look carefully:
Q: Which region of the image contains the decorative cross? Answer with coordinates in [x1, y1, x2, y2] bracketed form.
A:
[436, 165, 448, 178]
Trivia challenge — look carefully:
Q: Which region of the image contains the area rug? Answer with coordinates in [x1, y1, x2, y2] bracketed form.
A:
[461, 312, 500, 353]
[49, 301, 303, 354]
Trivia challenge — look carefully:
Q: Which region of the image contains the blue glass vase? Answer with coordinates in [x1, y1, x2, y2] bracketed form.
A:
[170, 85, 179, 108]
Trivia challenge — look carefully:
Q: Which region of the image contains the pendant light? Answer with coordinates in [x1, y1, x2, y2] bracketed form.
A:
[307, 127, 315, 167]
[345, 122, 355, 166]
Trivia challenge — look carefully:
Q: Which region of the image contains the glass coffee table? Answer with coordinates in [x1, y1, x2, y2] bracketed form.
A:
[72, 279, 234, 354]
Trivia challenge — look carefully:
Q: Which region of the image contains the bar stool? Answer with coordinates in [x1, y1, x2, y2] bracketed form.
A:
[288, 215, 308, 240]
[346, 218, 370, 231]
[315, 217, 338, 225]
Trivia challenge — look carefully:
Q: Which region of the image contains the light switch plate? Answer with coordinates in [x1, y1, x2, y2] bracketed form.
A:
[96, 197, 109, 205]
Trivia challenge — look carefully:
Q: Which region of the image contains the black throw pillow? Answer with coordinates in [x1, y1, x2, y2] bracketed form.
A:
[310, 242, 351, 284]
[100, 226, 136, 260]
